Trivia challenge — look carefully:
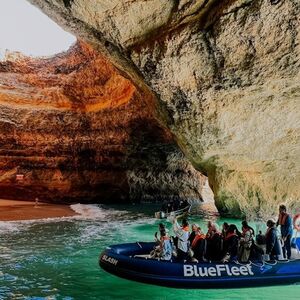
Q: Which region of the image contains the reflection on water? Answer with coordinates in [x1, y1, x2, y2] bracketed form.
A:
[0, 204, 299, 300]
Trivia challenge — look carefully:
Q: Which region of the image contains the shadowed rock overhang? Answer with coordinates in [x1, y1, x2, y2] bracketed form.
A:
[23, 0, 300, 218]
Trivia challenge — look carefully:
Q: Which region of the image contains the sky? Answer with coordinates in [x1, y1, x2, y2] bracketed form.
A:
[0, 0, 76, 59]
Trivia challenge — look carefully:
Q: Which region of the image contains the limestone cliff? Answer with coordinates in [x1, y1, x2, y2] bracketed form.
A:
[0, 41, 211, 205]
[27, 0, 300, 217]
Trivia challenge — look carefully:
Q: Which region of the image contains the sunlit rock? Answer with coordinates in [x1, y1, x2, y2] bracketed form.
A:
[0, 41, 212, 206]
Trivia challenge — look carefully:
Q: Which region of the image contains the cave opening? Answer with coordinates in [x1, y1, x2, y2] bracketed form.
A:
[0, 0, 76, 60]
[0, 0, 218, 215]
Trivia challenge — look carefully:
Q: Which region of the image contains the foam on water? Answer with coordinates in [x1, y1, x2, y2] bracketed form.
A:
[70, 203, 127, 220]
[0, 204, 129, 233]
[2, 204, 299, 299]
[0, 221, 21, 233]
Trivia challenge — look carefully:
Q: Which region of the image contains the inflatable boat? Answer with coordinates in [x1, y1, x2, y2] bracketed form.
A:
[155, 205, 191, 219]
[99, 241, 300, 289]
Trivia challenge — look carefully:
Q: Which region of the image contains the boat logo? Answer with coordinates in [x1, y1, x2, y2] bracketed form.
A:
[183, 264, 254, 277]
[101, 255, 118, 266]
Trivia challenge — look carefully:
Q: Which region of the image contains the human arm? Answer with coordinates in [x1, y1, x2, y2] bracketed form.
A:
[173, 219, 184, 239]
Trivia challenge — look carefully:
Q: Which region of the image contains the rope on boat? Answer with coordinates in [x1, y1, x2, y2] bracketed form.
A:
[249, 260, 264, 268]
[264, 260, 278, 266]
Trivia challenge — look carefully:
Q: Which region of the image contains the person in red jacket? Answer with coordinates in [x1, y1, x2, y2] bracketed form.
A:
[190, 225, 206, 262]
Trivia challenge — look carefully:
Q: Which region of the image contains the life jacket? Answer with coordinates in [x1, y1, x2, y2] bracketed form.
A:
[278, 212, 289, 226]
[242, 227, 254, 238]
[265, 227, 272, 239]
[225, 232, 238, 241]
[206, 225, 220, 239]
[191, 233, 205, 248]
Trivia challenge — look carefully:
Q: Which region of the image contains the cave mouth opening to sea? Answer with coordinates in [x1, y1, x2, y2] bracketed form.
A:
[0, 0, 76, 60]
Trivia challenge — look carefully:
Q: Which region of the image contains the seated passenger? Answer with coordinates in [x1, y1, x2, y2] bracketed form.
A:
[190, 225, 206, 262]
[206, 221, 223, 261]
[230, 224, 242, 238]
[221, 222, 229, 239]
[154, 223, 166, 243]
[256, 230, 266, 246]
[159, 229, 172, 260]
[206, 221, 218, 238]
[222, 224, 239, 262]
[172, 218, 190, 261]
[265, 220, 281, 260]
[238, 221, 254, 262]
[151, 228, 172, 260]
[188, 223, 198, 244]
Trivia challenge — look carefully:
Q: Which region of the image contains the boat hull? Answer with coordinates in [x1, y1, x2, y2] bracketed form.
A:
[99, 242, 300, 289]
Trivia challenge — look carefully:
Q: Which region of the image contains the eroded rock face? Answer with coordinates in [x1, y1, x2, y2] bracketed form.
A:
[27, 0, 300, 217]
[0, 41, 211, 205]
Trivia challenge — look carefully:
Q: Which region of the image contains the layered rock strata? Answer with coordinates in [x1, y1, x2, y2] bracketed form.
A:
[27, 0, 300, 217]
[0, 41, 211, 205]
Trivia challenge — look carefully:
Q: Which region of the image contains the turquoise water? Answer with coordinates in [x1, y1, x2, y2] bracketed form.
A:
[0, 204, 299, 300]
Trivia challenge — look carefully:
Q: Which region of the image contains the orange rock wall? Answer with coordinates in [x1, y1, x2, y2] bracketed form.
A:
[0, 41, 206, 204]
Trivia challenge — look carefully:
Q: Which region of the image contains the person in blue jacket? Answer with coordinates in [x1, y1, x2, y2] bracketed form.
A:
[265, 220, 281, 260]
[277, 204, 293, 259]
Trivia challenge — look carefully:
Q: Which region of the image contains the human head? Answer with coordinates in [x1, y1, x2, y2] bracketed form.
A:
[242, 220, 249, 229]
[195, 226, 202, 234]
[182, 219, 189, 227]
[192, 224, 199, 232]
[158, 223, 165, 231]
[207, 220, 213, 228]
[160, 229, 167, 237]
[279, 204, 287, 213]
[222, 222, 229, 230]
[227, 224, 237, 234]
[267, 220, 276, 228]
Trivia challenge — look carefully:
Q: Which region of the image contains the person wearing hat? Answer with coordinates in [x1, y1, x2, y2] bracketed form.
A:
[265, 220, 281, 260]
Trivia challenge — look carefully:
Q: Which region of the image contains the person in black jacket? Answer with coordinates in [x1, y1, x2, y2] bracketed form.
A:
[188, 224, 198, 245]
[265, 220, 281, 260]
[222, 224, 239, 262]
[205, 222, 223, 261]
[221, 222, 229, 239]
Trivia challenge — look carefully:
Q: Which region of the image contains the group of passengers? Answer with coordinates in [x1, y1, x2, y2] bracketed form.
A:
[161, 199, 189, 214]
[152, 204, 294, 263]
